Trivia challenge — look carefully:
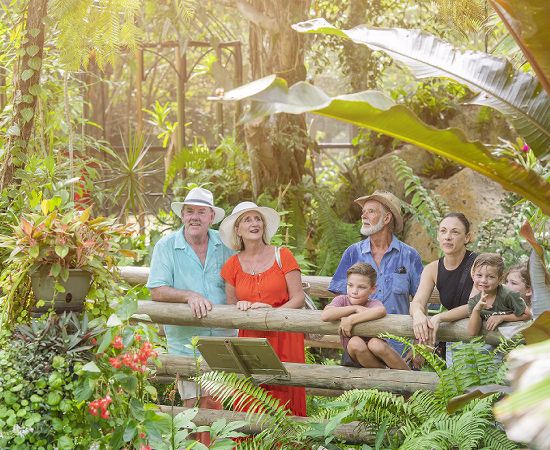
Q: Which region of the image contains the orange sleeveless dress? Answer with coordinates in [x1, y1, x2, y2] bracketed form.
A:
[221, 247, 306, 416]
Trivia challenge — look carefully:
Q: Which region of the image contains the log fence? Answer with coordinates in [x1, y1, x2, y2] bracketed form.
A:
[154, 354, 439, 394]
[123, 266, 501, 443]
[158, 406, 375, 444]
[136, 302, 501, 344]
[119, 266, 443, 303]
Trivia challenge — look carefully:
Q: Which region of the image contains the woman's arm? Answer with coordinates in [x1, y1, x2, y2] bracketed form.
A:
[410, 262, 436, 343]
[279, 269, 305, 309]
[225, 283, 237, 305]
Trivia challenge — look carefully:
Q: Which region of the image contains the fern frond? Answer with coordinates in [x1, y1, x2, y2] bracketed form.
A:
[482, 424, 519, 449]
[195, 371, 306, 447]
[380, 332, 446, 375]
[391, 155, 448, 239]
[314, 189, 360, 275]
[327, 389, 411, 429]
[436, 339, 503, 403]
[406, 390, 443, 421]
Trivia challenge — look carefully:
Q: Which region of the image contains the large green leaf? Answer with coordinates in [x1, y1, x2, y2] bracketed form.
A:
[292, 18, 550, 160]
[489, 0, 550, 97]
[221, 75, 550, 215]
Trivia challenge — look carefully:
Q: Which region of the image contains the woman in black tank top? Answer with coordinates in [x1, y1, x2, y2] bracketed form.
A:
[410, 213, 477, 346]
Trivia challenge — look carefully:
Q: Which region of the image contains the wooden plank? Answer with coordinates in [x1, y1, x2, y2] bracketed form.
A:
[150, 376, 343, 397]
[158, 406, 375, 444]
[154, 354, 439, 394]
[305, 334, 341, 349]
[136, 301, 501, 344]
[119, 266, 442, 303]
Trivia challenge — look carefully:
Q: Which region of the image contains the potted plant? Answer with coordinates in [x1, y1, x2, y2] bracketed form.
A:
[0, 198, 135, 325]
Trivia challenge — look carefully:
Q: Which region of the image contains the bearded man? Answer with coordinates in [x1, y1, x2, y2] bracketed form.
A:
[329, 190, 423, 357]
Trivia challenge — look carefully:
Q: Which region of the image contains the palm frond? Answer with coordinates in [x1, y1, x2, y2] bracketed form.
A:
[293, 19, 550, 158]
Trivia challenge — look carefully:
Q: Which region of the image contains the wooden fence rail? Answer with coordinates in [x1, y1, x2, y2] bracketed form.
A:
[119, 266, 442, 303]
[154, 354, 439, 394]
[158, 406, 375, 444]
[136, 302, 501, 344]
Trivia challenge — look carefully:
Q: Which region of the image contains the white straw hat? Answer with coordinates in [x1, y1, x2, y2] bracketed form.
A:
[171, 187, 225, 224]
[219, 201, 280, 250]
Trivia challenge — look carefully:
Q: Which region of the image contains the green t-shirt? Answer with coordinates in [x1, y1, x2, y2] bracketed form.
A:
[468, 285, 527, 320]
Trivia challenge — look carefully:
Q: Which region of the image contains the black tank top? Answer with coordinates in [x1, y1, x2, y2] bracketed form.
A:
[436, 250, 477, 310]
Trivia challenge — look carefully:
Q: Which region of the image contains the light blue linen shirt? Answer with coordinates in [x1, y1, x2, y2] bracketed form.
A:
[328, 236, 423, 355]
[146, 227, 236, 356]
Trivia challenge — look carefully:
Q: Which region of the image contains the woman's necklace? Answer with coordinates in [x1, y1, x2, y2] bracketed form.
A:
[245, 248, 267, 275]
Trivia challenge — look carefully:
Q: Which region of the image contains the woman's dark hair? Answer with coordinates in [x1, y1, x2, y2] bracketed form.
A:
[441, 212, 470, 234]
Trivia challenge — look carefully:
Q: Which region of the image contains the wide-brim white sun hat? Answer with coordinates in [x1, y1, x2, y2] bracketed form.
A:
[219, 201, 280, 250]
[171, 187, 225, 224]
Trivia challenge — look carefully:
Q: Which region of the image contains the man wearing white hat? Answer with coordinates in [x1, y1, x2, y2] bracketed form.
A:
[329, 190, 423, 358]
[147, 187, 234, 415]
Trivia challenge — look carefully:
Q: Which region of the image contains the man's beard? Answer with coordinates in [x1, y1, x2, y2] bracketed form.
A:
[360, 216, 385, 236]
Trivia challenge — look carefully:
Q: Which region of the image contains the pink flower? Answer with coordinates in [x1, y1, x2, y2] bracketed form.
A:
[522, 144, 530, 152]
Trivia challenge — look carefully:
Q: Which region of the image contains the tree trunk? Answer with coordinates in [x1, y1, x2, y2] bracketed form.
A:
[243, 0, 310, 196]
[0, 0, 48, 190]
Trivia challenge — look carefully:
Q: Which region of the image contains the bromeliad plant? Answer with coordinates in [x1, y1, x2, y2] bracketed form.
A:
[0, 197, 136, 326]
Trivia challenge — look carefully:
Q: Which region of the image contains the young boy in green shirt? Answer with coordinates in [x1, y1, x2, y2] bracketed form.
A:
[467, 253, 531, 336]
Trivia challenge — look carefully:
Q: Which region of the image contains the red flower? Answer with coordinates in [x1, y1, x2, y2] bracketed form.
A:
[109, 357, 122, 369]
[139, 432, 146, 439]
[112, 335, 124, 349]
[140, 445, 151, 450]
[135, 334, 142, 342]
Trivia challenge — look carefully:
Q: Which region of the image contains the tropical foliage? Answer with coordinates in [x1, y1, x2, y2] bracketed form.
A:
[219, 76, 550, 217]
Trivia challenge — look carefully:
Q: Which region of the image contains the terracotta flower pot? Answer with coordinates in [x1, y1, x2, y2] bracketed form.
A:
[31, 267, 92, 314]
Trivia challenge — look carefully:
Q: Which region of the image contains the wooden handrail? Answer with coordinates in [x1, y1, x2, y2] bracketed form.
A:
[136, 302, 501, 344]
[154, 354, 439, 394]
[119, 266, 442, 303]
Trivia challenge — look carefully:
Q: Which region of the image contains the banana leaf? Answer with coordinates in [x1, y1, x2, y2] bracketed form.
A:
[292, 18, 550, 160]
[220, 75, 550, 216]
[489, 0, 550, 97]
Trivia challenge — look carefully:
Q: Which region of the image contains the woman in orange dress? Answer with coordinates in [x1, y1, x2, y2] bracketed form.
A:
[219, 201, 306, 416]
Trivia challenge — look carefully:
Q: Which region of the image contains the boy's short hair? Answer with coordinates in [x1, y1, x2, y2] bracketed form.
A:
[347, 262, 377, 286]
[471, 253, 505, 279]
[505, 263, 531, 288]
